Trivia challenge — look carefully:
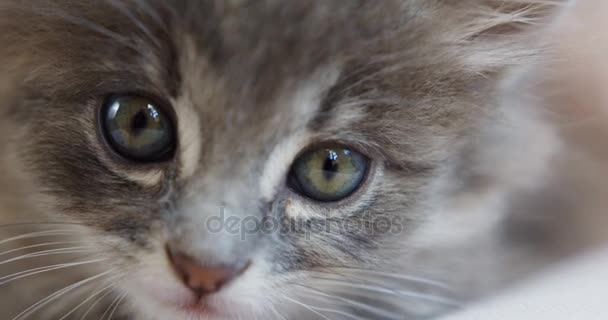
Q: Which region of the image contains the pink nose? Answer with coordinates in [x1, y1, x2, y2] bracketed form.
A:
[166, 247, 250, 297]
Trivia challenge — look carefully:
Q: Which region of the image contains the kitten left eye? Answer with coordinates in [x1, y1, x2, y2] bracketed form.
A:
[288, 146, 369, 202]
[100, 94, 175, 162]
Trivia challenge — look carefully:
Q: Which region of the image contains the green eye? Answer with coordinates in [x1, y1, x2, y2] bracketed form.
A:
[289, 146, 369, 202]
[100, 95, 175, 162]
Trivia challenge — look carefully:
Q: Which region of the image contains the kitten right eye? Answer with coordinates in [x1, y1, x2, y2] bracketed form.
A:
[100, 94, 176, 162]
[288, 145, 369, 202]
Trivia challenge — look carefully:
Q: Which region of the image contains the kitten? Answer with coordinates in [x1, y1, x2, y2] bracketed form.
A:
[0, 1, 602, 319]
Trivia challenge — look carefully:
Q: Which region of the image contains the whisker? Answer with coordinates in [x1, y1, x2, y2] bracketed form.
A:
[79, 288, 116, 320]
[290, 295, 366, 320]
[30, 7, 147, 56]
[57, 283, 115, 320]
[328, 267, 452, 291]
[11, 269, 114, 320]
[132, 0, 169, 32]
[310, 268, 453, 294]
[0, 246, 94, 266]
[309, 307, 366, 320]
[100, 292, 124, 320]
[280, 296, 333, 320]
[103, 0, 162, 49]
[309, 275, 460, 307]
[268, 305, 288, 320]
[0, 230, 77, 246]
[106, 293, 127, 320]
[290, 282, 403, 320]
[0, 222, 86, 229]
[0, 241, 84, 257]
[0, 259, 106, 286]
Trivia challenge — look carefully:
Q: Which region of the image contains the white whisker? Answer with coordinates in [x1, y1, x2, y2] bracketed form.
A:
[0, 259, 106, 286]
[291, 283, 403, 320]
[132, 0, 168, 31]
[268, 305, 288, 320]
[309, 275, 460, 307]
[0, 230, 76, 246]
[26, 6, 149, 56]
[58, 283, 115, 320]
[103, 0, 162, 49]
[79, 288, 116, 320]
[280, 296, 333, 320]
[99, 292, 124, 320]
[106, 293, 127, 320]
[11, 269, 114, 320]
[329, 268, 452, 290]
[0, 246, 93, 266]
[292, 295, 367, 320]
[0, 241, 84, 257]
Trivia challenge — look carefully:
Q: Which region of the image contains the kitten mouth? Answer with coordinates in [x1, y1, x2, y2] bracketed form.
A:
[176, 300, 217, 316]
[145, 285, 226, 319]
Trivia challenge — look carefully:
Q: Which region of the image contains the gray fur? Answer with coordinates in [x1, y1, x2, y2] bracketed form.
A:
[0, 1, 597, 320]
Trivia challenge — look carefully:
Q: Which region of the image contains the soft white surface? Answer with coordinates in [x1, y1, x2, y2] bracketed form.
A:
[440, 247, 608, 320]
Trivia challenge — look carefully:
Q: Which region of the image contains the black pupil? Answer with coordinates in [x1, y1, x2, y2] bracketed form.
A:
[131, 110, 148, 136]
[322, 152, 339, 180]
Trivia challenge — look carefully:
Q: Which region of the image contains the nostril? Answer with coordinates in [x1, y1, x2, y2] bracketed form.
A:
[165, 245, 250, 297]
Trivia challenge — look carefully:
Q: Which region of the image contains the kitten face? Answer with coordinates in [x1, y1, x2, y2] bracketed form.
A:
[0, 1, 567, 319]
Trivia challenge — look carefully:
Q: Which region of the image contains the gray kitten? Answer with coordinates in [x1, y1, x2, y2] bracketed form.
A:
[0, 1, 601, 319]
